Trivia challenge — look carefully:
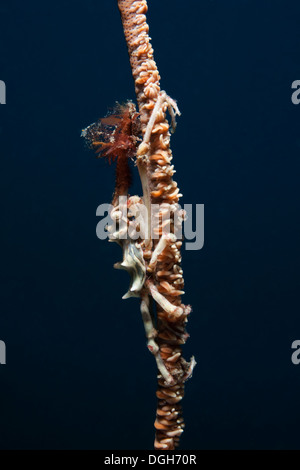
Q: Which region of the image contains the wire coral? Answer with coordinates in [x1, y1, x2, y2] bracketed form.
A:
[83, 0, 195, 450]
[116, 0, 195, 449]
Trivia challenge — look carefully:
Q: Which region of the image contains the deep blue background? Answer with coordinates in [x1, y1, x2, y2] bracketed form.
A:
[0, 0, 300, 449]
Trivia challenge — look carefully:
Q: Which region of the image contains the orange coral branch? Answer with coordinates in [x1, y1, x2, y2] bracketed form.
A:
[84, 0, 195, 450]
[117, 0, 195, 450]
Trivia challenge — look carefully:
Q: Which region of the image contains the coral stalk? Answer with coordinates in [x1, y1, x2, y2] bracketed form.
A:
[117, 0, 195, 450]
[84, 0, 195, 450]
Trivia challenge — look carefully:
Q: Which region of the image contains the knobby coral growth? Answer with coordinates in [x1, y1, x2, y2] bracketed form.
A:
[83, 0, 196, 450]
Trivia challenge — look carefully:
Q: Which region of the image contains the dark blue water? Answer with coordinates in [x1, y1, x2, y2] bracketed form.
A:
[0, 0, 300, 449]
